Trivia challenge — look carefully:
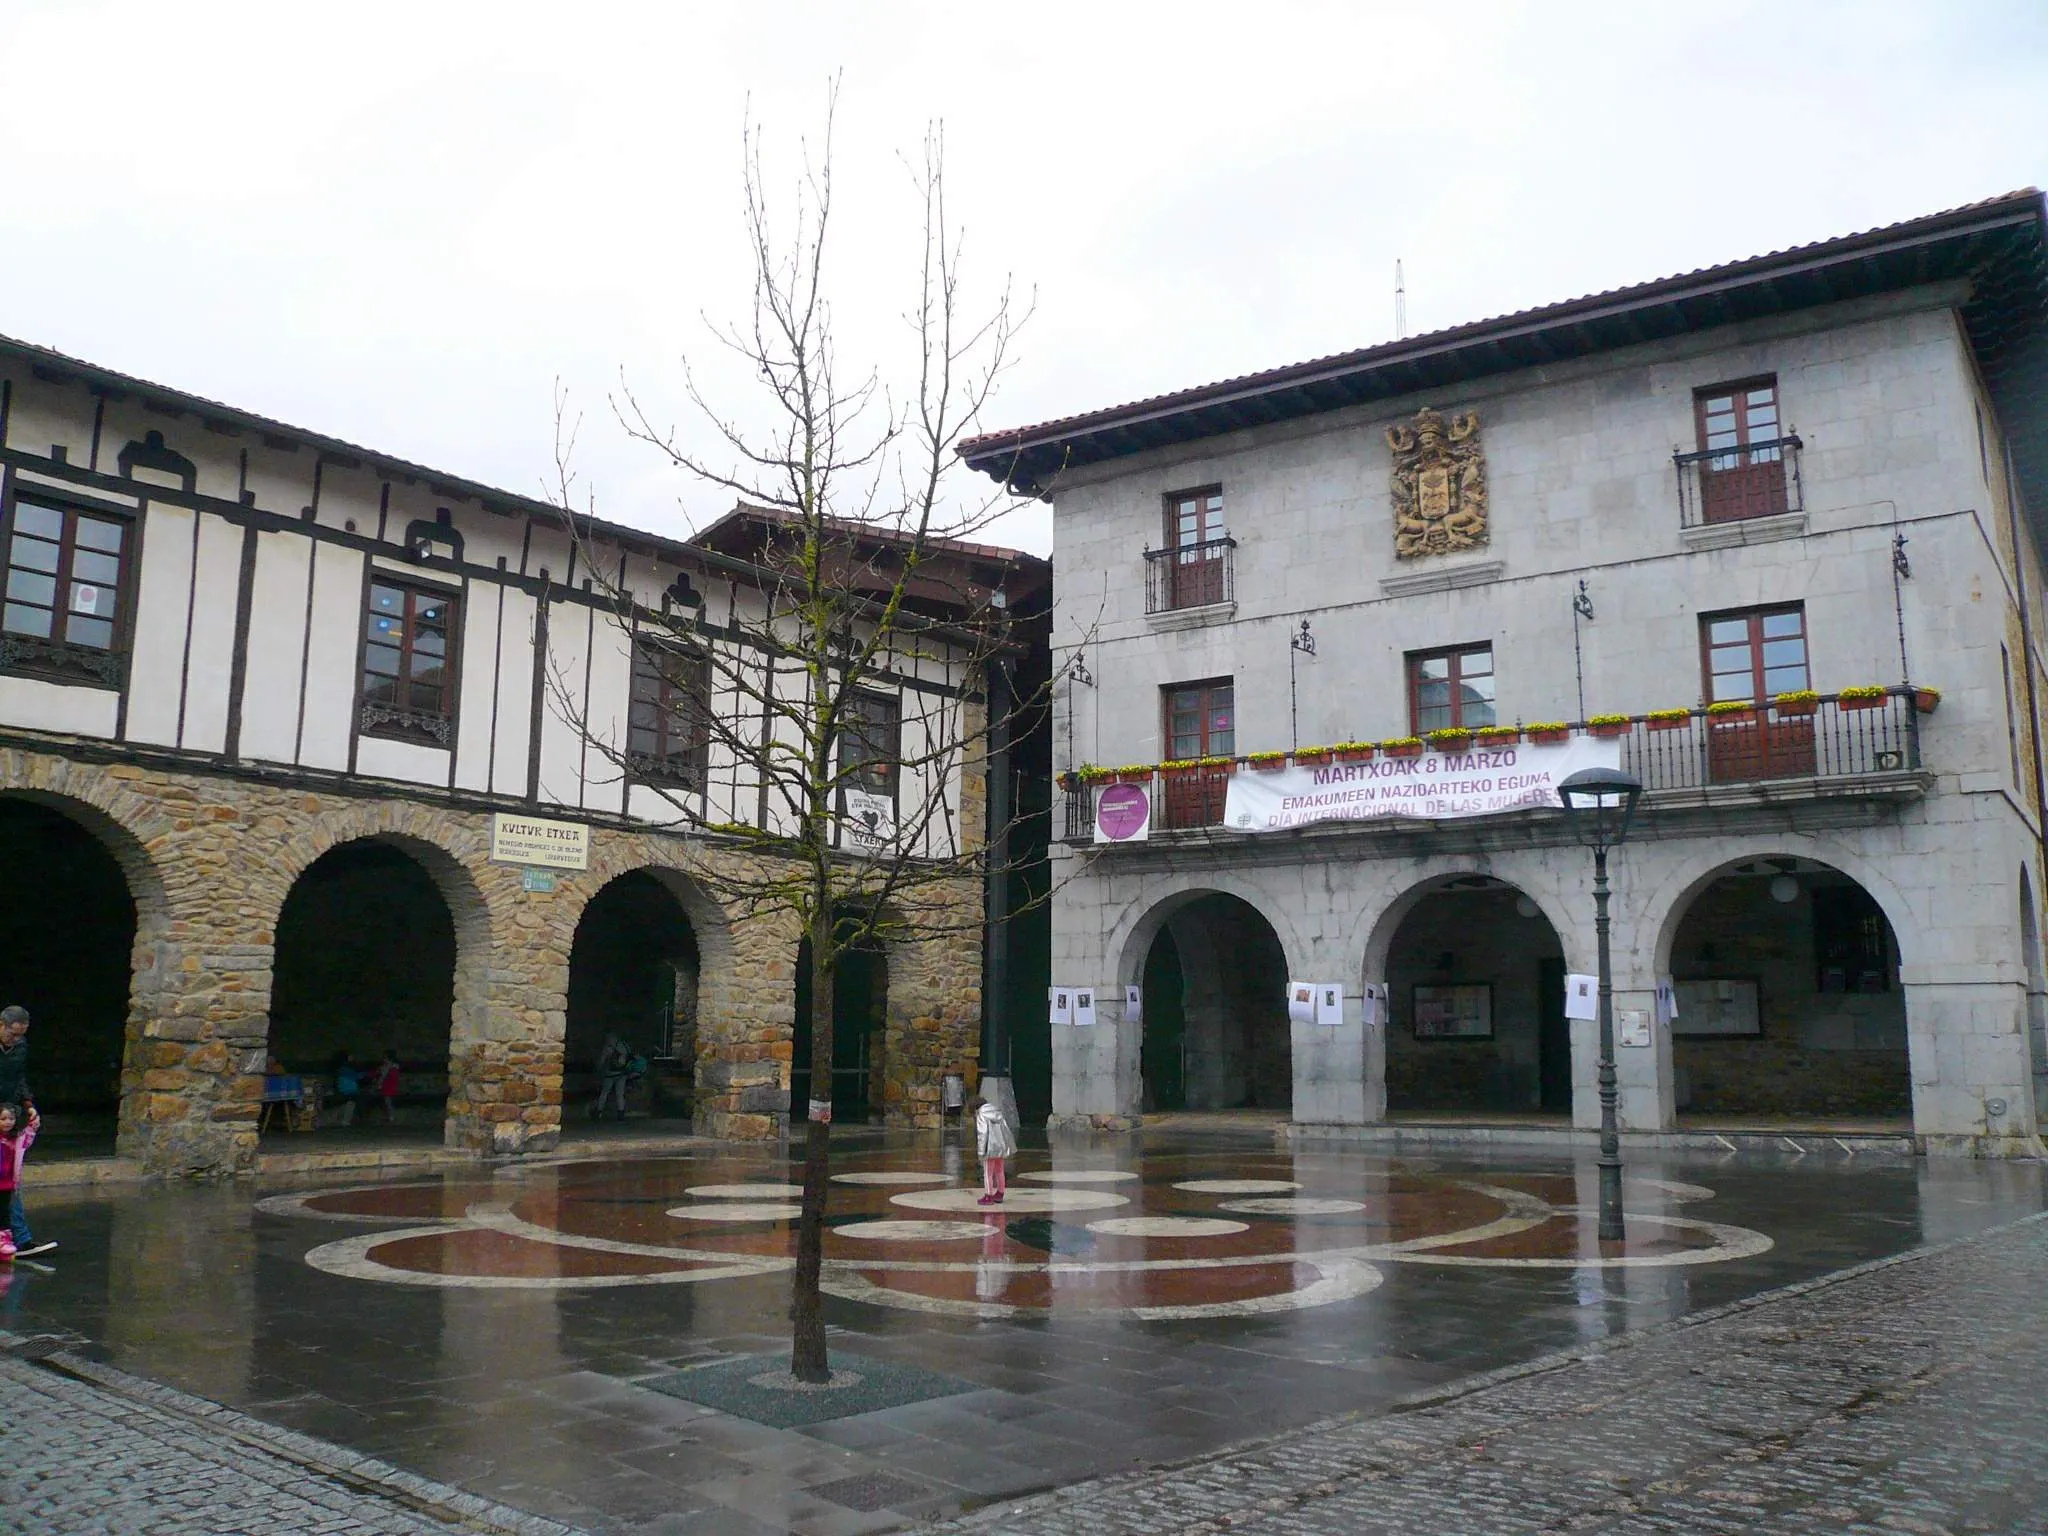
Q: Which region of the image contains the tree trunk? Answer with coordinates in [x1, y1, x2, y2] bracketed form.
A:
[790, 899, 836, 1382]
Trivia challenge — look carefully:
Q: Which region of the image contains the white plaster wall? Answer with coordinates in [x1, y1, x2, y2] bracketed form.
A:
[299, 543, 363, 771]
[534, 598, 593, 809]
[0, 674, 118, 736]
[490, 586, 537, 796]
[452, 581, 504, 794]
[579, 608, 634, 815]
[117, 500, 192, 747]
[237, 530, 312, 764]
[177, 513, 243, 753]
[356, 734, 452, 785]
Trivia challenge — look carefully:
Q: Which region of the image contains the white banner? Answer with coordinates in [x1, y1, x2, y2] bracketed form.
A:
[1221, 736, 1622, 833]
[843, 789, 897, 856]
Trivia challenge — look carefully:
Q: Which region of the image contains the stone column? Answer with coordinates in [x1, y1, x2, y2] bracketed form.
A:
[1903, 972, 2039, 1154]
[117, 924, 272, 1177]
[883, 909, 982, 1129]
[446, 863, 560, 1156]
[694, 908, 798, 1141]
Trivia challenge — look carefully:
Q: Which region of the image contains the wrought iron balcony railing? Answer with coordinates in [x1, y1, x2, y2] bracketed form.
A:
[1674, 433, 1804, 528]
[1058, 689, 1928, 845]
[1143, 536, 1236, 614]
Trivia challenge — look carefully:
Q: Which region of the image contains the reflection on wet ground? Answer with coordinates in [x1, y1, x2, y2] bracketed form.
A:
[6, 1127, 2043, 1535]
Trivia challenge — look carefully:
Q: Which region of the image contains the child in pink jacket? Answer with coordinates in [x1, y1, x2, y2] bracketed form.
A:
[0, 1101, 38, 1262]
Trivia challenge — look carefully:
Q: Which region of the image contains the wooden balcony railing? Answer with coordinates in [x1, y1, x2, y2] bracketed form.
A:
[1143, 537, 1236, 613]
[1674, 433, 1804, 527]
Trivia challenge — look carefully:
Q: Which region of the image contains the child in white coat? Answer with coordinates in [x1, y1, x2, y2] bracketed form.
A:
[970, 1094, 1015, 1206]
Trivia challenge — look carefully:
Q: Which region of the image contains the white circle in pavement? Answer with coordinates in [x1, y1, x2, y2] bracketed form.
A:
[1175, 1179, 1301, 1195]
[686, 1183, 805, 1199]
[667, 1203, 802, 1222]
[1218, 1197, 1367, 1216]
[1088, 1217, 1248, 1238]
[832, 1172, 953, 1186]
[888, 1187, 1129, 1214]
[836, 1220, 991, 1242]
[1015, 1170, 1141, 1184]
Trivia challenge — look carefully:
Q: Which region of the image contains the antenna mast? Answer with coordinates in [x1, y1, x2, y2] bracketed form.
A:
[1395, 259, 1407, 340]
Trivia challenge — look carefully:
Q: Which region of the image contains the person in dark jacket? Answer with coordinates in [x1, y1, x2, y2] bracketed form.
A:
[0, 1006, 52, 1257]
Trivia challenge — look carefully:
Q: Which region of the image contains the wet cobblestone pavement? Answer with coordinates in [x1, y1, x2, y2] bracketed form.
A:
[3, 1127, 2044, 1533]
[943, 1212, 2048, 1536]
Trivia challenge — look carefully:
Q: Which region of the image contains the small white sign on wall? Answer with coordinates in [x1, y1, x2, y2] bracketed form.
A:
[1286, 981, 1317, 1025]
[1124, 984, 1143, 1023]
[1315, 984, 1343, 1025]
[1073, 988, 1098, 1028]
[1655, 976, 1679, 1024]
[1563, 973, 1599, 1021]
[1049, 987, 1073, 1026]
[1617, 1009, 1652, 1048]
[1361, 982, 1388, 1027]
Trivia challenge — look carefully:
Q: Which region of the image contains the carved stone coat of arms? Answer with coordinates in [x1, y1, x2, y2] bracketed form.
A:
[1387, 406, 1488, 558]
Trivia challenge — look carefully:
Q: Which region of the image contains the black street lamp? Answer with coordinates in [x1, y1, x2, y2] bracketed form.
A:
[1556, 765, 1644, 1243]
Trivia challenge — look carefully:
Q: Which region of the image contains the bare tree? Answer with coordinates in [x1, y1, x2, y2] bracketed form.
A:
[547, 93, 1038, 1381]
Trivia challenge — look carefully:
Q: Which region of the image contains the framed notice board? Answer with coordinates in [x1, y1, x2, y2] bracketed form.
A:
[1412, 983, 1493, 1040]
[1672, 978, 1761, 1037]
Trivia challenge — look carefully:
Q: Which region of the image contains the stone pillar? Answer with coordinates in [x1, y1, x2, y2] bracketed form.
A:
[1903, 974, 2040, 1154]
[883, 914, 982, 1129]
[694, 908, 798, 1141]
[1049, 995, 1141, 1132]
[1290, 998, 1369, 1124]
[445, 864, 559, 1156]
[117, 923, 271, 1177]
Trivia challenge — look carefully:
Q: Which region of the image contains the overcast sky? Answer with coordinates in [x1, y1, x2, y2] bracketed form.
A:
[3, 2, 2043, 556]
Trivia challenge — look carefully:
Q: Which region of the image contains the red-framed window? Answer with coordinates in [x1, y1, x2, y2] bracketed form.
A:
[1, 494, 134, 686]
[1407, 644, 1495, 734]
[361, 579, 459, 742]
[839, 690, 902, 801]
[1700, 605, 1807, 704]
[1164, 488, 1227, 609]
[1164, 678, 1234, 760]
[1694, 377, 1788, 523]
[629, 642, 711, 788]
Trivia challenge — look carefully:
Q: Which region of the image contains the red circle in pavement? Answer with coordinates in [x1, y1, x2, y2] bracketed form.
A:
[1097, 784, 1149, 840]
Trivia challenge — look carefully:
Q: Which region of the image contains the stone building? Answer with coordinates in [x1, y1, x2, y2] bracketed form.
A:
[0, 333, 1045, 1174]
[964, 191, 2048, 1155]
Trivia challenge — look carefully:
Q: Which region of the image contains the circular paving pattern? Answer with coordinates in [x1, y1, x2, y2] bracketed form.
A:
[836, 1220, 993, 1242]
[686, 1183, 806, 1199]
[667, 1202, 803, 1222]
[887, 1186, 1130, 1215]
[1219, 1197, 1369, 1216]
[1087, 1217, 1250, 1238]
[287, 1153, 1778, 1316]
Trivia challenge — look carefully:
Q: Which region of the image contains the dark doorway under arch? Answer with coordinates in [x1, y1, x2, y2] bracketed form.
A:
[1669, 860, 1909, 1123]
[1385, 880, 1567, 1116]
[270, 841, 455, 1128]
[566, 872, 700, 1123]
[1138, 893, 1289, 1113]
[792, 922, 887, 1123]
[0, 799, 134, 1118]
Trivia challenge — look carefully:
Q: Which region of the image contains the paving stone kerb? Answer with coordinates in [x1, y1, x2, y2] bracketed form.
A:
[942, 1212, 2048, 1536]
[1, 1344, 582, 1536]
[0, 746, 982, 1175]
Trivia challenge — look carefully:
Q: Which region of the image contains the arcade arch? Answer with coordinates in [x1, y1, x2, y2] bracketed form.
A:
[0, 791, 167, 1139]
[565, 870, 702, 1125]
[268, 834, 486, 1135]
[1377, 875, 1571, 1116]
[1124, 890, 1291, 1113]
[1659, 855, 1910, 1125]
